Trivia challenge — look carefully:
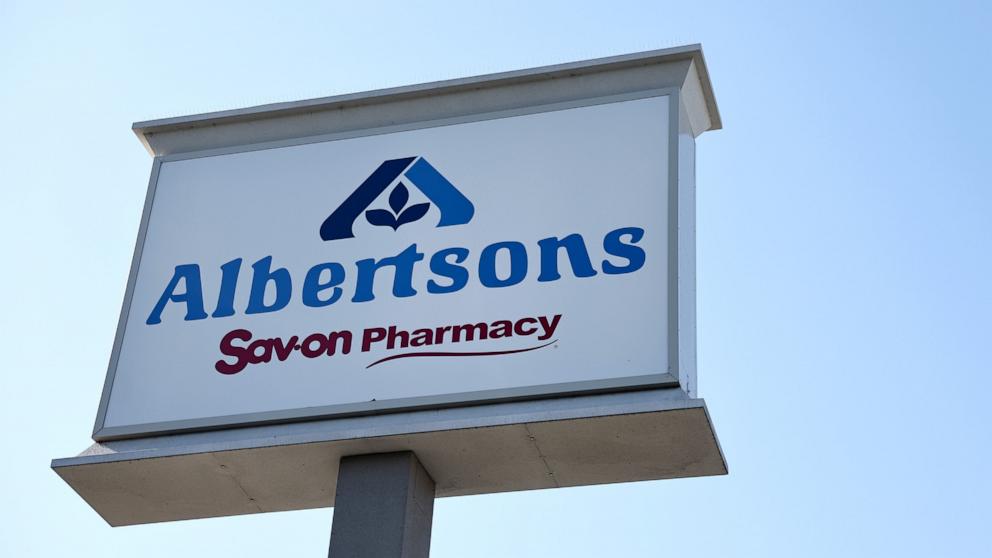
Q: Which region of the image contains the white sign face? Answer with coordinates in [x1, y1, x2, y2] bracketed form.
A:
[96, 95, 675, 439]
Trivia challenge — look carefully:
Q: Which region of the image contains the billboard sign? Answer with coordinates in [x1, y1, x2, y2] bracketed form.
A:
[94, 93, 683, 440]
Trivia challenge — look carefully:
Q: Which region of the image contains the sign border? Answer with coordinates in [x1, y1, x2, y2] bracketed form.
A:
[92, 88, 685, 441]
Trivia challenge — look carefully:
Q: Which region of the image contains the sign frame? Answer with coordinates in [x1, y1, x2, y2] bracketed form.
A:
[55, 45, 725, 527]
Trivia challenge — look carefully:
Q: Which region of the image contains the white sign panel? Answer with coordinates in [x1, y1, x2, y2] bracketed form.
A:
[95, 94, 676, 439]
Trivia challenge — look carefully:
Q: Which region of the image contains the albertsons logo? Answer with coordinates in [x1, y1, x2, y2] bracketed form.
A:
[320, 157, 474, 241]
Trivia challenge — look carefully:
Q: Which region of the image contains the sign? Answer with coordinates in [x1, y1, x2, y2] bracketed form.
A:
[94, 93, 680, 440]
[59, 47, 724, 527]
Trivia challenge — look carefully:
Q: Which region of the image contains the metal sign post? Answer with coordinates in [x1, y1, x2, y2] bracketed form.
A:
[52, 45, 725, 555]
[329, 452, 435, 558]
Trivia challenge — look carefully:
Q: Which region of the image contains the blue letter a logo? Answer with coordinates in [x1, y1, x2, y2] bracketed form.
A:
[320, 157, 474, 241]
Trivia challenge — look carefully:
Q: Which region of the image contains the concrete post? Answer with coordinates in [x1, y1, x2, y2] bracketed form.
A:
[328, 452, 436, 558]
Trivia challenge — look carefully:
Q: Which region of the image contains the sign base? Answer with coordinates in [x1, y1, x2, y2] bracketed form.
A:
[52, 388, 725, 526]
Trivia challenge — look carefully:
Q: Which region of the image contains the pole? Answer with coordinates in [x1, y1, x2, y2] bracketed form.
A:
[328, 452, 436, 558]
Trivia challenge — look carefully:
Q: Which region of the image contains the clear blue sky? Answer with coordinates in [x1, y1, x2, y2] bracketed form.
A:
[2, 1, 990, 556]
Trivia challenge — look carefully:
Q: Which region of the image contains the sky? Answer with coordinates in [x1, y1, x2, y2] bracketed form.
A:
[2, 1, 990, 556]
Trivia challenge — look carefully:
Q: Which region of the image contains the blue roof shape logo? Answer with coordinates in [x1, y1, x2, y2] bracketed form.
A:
[320, 157, 475, 241]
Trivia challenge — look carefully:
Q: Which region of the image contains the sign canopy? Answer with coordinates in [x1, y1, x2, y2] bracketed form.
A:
[55, 44, 726, 526]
